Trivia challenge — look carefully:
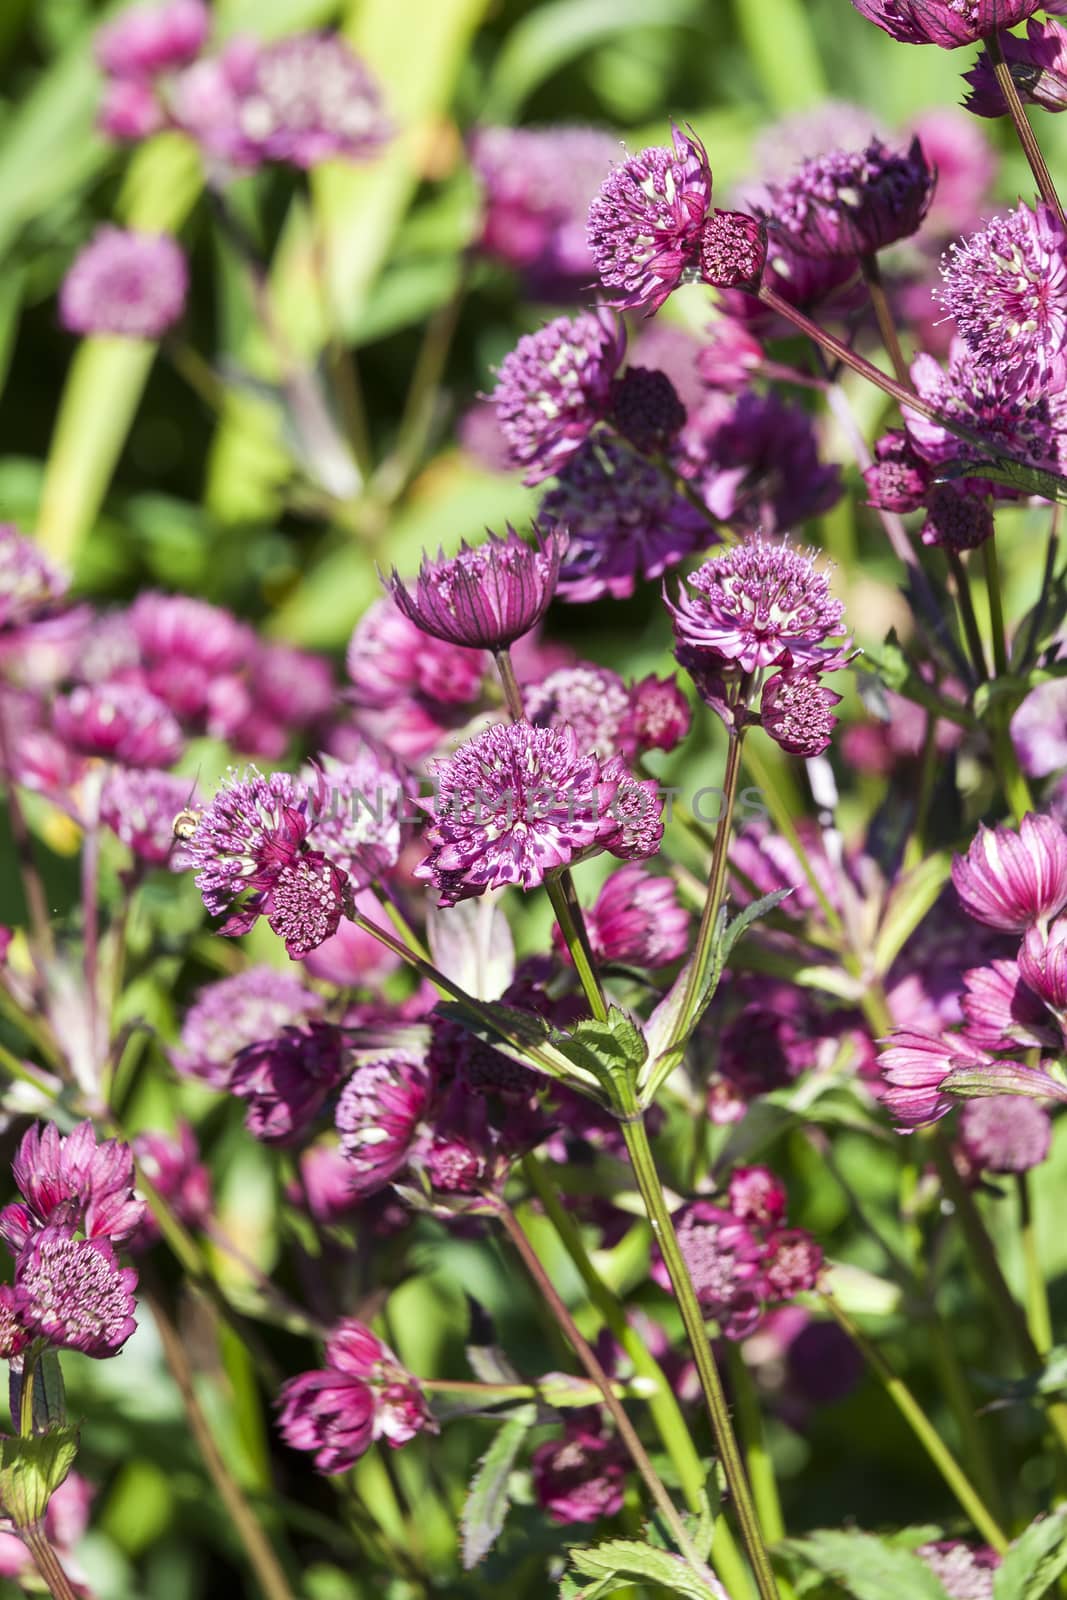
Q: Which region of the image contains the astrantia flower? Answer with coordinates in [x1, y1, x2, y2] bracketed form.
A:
[1012, 678, 1067, 778]
[335, 1048, 432, 1194]
[229, 1022, 345, 1144]
[587, 124, 713, 311]
[14, 1229, 137, 1358]
[958, 1095, 1052, 1173]
[415, 720, 620, 906]
[525, 665, 634, 757]
[877, 1028, 1000, 1125]
[952, 814, 1067, 931]
[599, 757, 664, 861]
[531, 1417, 627, 1525]
[101, 767, 199, 866]
[905, 346, 1067, 483]
[651, 1200, 765, 1339]
[99, 77, 166, 141]
[728, 1166, 787, 1228]
[265, 851, 350, 960]
[52, 682, 184, 768]
[1019, 919, 1067, 1015]
[864, 430, 932, 512]
[921, 484, 995, 551]
[937, 203, 1067, 399]
[625, 674, 691, 753]
[220, 32, 389, 169]
[0, 525, 68, 631]
[540, 435, 709, 603]
[760, 669, 842, 757]
[680, 391, 843, 535]
[965, 19, 1067, 116]
[129, 591, 253, 720]
[761, 1228, 823, 1298]
[699, 208, 768, 290]
[608, 366, 687, 454]
[386, 526, 563, 650]
[95, 0, 209, 78]
[669, 539, 847, 675]
[305, 747, 410, 891]
[130, 1124, 212, 1248]
[767, 137, 935, 258]
[173, 966, 322, 1087]
[579, 865, 689, 968]
[917, 1541, 999, 1599]
[491, 309, 625, 484]
[0, 1120, 145, 1255]
[59, 227, 188, 339]
[960, 958, 1058, 1050]
[849, 0, 1046, 47]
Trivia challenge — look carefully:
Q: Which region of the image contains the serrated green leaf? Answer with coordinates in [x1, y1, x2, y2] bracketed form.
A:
[553, 1007, 648, 1096]
[0, 1426, 79, 1529]
[568, 1537, 721, 1600]
[434, 999, 602, 1092]
[719, 889, 794, 965]
[785, 1529, 951, 1600]
[559, 1573, 630, 1600]
[460, 1407, 535, 1570]
[994, 1513, 1067, 1600]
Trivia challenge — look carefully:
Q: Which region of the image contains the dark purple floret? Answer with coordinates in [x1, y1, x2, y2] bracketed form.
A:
[761, 670, 842, 757]
[230, 1021, 345, 1144]
[700, 209, 768, 289]
[767, 137, 935, 258]
[608, 367, 687, 454]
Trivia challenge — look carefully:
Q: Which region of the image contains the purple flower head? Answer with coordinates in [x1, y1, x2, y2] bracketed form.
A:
[728, 1165, 788, 1228]
[14, 1228, 137, 1358]
[669, 538, 847, 676]
[761, 1228, 824, 1299]
[170, 37, 264, 168]
[335, 1047, 432, 1194]
[230, 1021, 345, 1145]
[526, 664, 634, 758]
[130, 1124, 212, 1247]
[958, 1095, 1052, 1173]
[699, 208, 768, 290]
[877, 1028, 999, 1126]
[99, 76, 167, 141]
[937, 203, 1067, 399]
[921, 484, 995, 552]
[680, 391, 843, 535]
[0, 526, 68, 631]
[587, 124, 713, 311]
[327, 1321, 434, 1447]
[905, 346, 1067, 489]
[864, 429, 932, 512]
[304, 747, 410, 891]
[1020, 919, 1067, 1015]
[652, 1200, 765, 1339]
[1012, 679, 1067, 778]
[129, 592, 253, 720]
[960, 958, 1058, 1050]
[0, 1120, 145, 1255]
[386, 526, 563, 651]
[625, 674, 691, 754]
[276, 1368, 374, 1473]
[760, 668, 842, 757]
[540, 435, 709, 603]
[470, 124, 619, 298]
[53, 682, 184, 768]
[173, 966, 322, 1087]
[849, 0, 1045, 46]
[491, 309, 625, 485]
[917, 1541, 1000, 1599]
[101, 767, 199, 866]
[346, 597, 487, 712]
[608, 366, 687, 454]
[716, 989, 821, 1107]
[767, 137, 935, 258]
[95, 0, 209, 78]
[966, 19, 1067, 116]
[59, 227, 188, 339]
[264, 850, 350, 960]
[415, 720, 620, 906]
[531, 1416, 627, 1525]
[952, 814, 1067, 932]
[592, 865, 689, 968]
[220, 32, 389, 169]
[599, 757, 664, 862]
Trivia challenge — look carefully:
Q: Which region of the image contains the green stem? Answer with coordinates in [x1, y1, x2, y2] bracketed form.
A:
[1017, 1173, 1054, 1355]
[859, 252, 909, 387]
[668, 731, 745, 1052]
[494, 646, 526, 721]
[724, 1346, 785, 1546]
[618, 1113, 782, 1600]
[983, 535, 1010, 680]
[545, 873, 608, 1023]
[23, 1527, 81, 1600]
[495, 1200, 716, 1585]
[822, 1294, 1007, 1552]
[988, 30, 1066, 227]
[947, 550, 988, 684]
[926, 1312, 1006, 1529]
[740, 741, 843, 936]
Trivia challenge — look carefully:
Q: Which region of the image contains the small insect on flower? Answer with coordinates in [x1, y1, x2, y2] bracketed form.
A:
[172, 807, 202, 841]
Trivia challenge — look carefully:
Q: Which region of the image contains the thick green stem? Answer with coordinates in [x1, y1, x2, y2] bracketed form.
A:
[822, 1294, 1007, 1551]
[1017, 1173, 1054, 1355]
[988, 31, 1065, 226]
[619, 1113, 781, 1600]
[947, 550, 988, 685]
[926, 1313, 1006, 1529]
[983, 535, 1009, 680]
[545, 873, 608, 1023]
[724, 1346, 785, 1546]
[495, 1200, 716, 1585]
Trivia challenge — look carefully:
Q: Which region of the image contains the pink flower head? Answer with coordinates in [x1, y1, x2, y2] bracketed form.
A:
[335, 1048, 432, 1194]
[849, 0, 1045, 47]
[958, 1095, 1052, 1173]
[531, 1416, 627, 1525]
[864, 430, 932, 512]
[526, 664, 634, 758]
[229, 32, 389, 169]
[952, 813, 1067, 931]
[101, 767, 199, 866]
[625, 673, 691, 754]
[599, 757, 664, 861]
[129, 591, 253, 720]
[230, 1021, 345, 1144]
[669, 538, 847, 675]
[652, 1200, 765, 1339]
[130, 1123, 212, 1247]
[541, 435, 710, 603]
[98, 75, 167, 141]
[761, 1228, 824, 1299]
[608, 366, 687, 454]
[173, 966, 322, 1087]
[760, 668, 842, 757]
[728, 1165, 788, 1228]
[304, 747, 411, 892]
[578, 864, 689, 968]
[53, 681, 184, 768]
[345, 599, 488, 760]
[492, 309, 625, 484]
[960, 958, 1058, 1050]
[905, 346, 1067, 490]
[698, 318, 765, 393]
[699, 209, 768, 291]
[415, 720, 621, 905]
[0, 1120, 145, 1255]
[386, 526, 563, 651]
[0, 525, 68, 631]
[937, 203, 1067, 399]
[1012, 679, 1067, 778]
[14, 1228, 137, 1358]
[767, 137, 935, 258]
[1019, 918, 1067, 1015]
[59, 227, 188, 339]
[95, 0, 209, 78]
[277, 1319, 433, 1473]
[877, 1028, 1000, 1126]
[966, 18, 1067, 116]
[587, 124, 713, 311]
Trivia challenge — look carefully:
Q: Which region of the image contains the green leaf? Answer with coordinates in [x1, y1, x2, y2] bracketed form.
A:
[568, 1537, 722, 1600]
[728, 0, 826, 110]
[434, 999, 603, 1092]
[994, 1512, 1067, 1599]
[460, 1407, 535, 1570]
[872, 852, 952, 976]
[0, 1427, 79, 1530]
[553, 1007, 648, 1097]
[785, 1529, 950, 1600]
